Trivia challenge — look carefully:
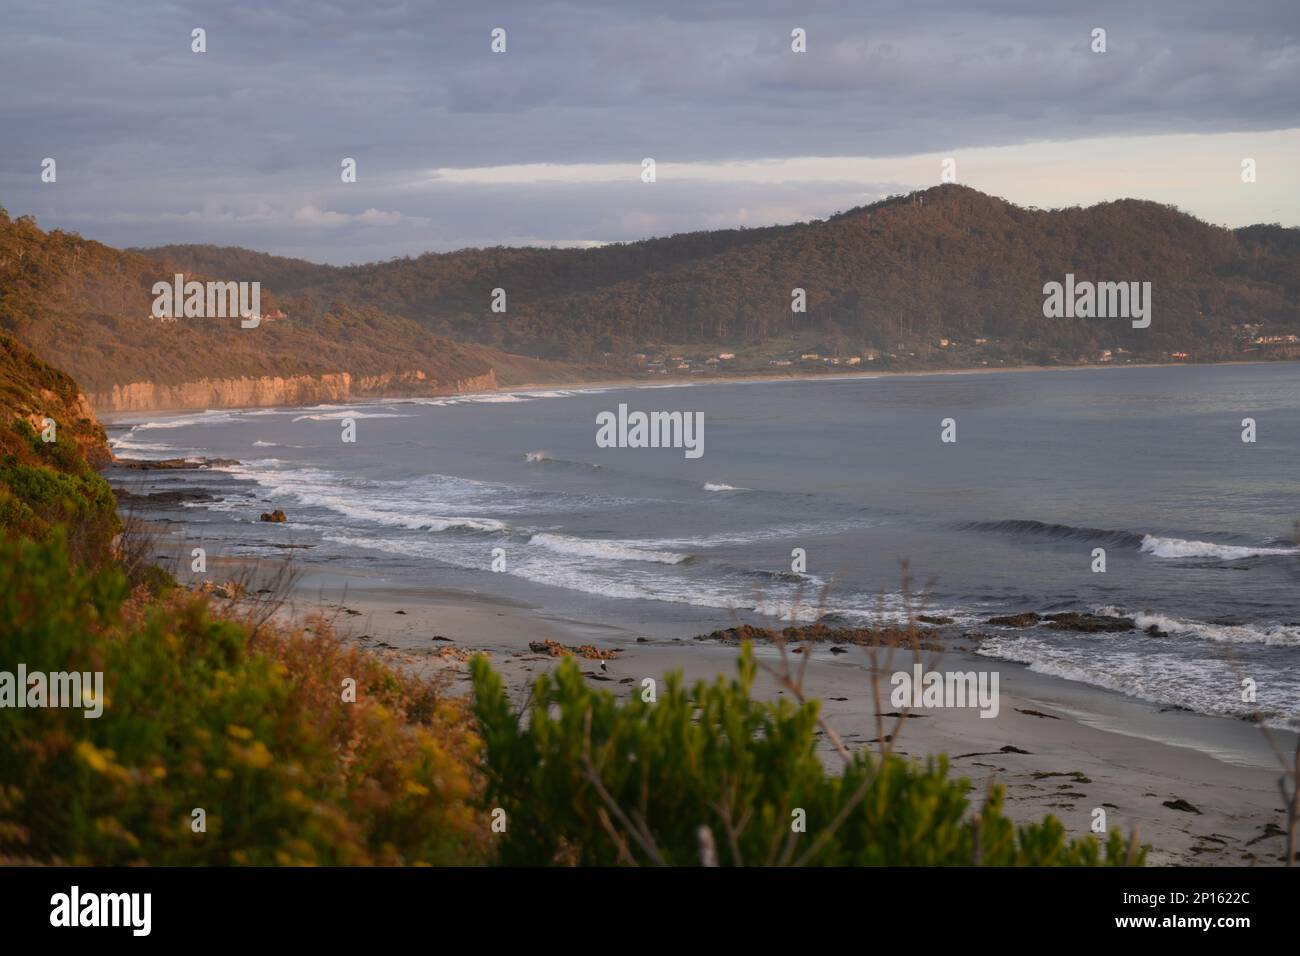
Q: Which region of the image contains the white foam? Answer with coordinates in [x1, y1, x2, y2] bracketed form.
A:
[1128, 611, 1300, 647]
[652, 520, 872, 549]
[214, 461, 512, 531]
[109, 436, 182, 456]
[133, 411, 241, 430]
[529, 532, 689, 565]
[1139, 534, 1298, 560]
[703, 482, 748, 492]
[977, 634, 1299, 728]
[291, 411, 416, 422]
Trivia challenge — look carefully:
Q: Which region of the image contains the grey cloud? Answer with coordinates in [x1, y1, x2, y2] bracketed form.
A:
[0, 0, 1296, 261]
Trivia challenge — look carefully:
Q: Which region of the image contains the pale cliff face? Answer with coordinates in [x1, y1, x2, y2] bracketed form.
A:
[87, 370, 498, 413]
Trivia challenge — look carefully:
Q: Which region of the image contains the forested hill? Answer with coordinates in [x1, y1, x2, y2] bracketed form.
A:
[140, 185, 1300, 365]
[0, 208, 588, 408]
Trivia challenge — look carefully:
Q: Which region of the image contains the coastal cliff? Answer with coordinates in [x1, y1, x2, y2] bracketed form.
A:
[88, 369, 499, 412]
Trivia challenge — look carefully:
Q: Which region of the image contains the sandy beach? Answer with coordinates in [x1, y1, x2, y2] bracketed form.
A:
[206, 558, 1298, 868]
[494, 357, 1292, 401]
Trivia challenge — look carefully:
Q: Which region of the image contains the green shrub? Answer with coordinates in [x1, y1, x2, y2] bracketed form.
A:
[0, 533, 486, 865]
[471, 647, 1143, 866]
[0, 418, 119, 563]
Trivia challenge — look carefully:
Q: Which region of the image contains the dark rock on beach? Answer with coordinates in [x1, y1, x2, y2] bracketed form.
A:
[986, 611, 1135, 632]
[528, 639, 618, 660]
[695, 621, 942, 649]
[114, 486, 216, 504]
[115, 456, 240, 470]
[1016, 708, 1060, 720]
[986, 612, 1041, 628]
[1043, 612, 1135, 632]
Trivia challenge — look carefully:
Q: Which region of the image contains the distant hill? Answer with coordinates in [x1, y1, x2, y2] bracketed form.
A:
[0, 208, 589, 411]
[140, 186, 1300, 365]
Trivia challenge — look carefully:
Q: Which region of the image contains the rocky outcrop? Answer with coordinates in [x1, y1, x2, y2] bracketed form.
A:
[88, 369, 499, 412]
[985, 611, 1136, 632]
[987, 612, 1042, 628]
[1043, 612, 1135, 633]
[114, 457, 240, 469]
[695, 621, 944, 650]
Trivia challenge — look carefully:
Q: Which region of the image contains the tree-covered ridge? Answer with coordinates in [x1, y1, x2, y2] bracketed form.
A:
[0, 208, 545, 394]
[142, 186, 1300, 362]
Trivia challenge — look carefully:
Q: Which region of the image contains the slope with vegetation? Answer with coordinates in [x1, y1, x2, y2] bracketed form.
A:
[0, 334, 486, 863]
[0, 207, 586, 411]
[144, 186, 1300, 364]
[0, 334, 117, 566]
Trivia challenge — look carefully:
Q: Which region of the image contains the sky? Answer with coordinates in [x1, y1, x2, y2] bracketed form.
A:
[1, 0, 1297, 264]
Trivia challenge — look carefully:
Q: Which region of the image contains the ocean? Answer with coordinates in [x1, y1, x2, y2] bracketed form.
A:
[106, 363, 1300, 728]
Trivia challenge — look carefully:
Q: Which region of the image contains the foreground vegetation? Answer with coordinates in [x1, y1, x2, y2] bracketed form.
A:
[0, 534, 484, 865]
[472, 650, 1141, 866]
[0, 336, 487, 864]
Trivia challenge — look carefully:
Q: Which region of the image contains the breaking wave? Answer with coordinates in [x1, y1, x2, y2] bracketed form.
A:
[1139, 535, 1299, 560]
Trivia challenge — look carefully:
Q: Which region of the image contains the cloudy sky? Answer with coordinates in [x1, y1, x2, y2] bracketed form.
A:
[2, 0, 1297, 263]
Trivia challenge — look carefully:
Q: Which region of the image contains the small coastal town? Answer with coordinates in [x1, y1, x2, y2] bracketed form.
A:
[620, 322, 1300, 378]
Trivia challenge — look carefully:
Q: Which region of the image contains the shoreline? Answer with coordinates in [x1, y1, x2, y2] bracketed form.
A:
[226, 560, 1293, 867]
[95, 356, 1299, 421]
[103, 358, 1300, 868]
[503, 356, 1294, 395]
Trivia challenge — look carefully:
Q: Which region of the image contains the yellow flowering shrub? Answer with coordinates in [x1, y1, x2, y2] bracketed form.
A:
[0, 533, 487, 865]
